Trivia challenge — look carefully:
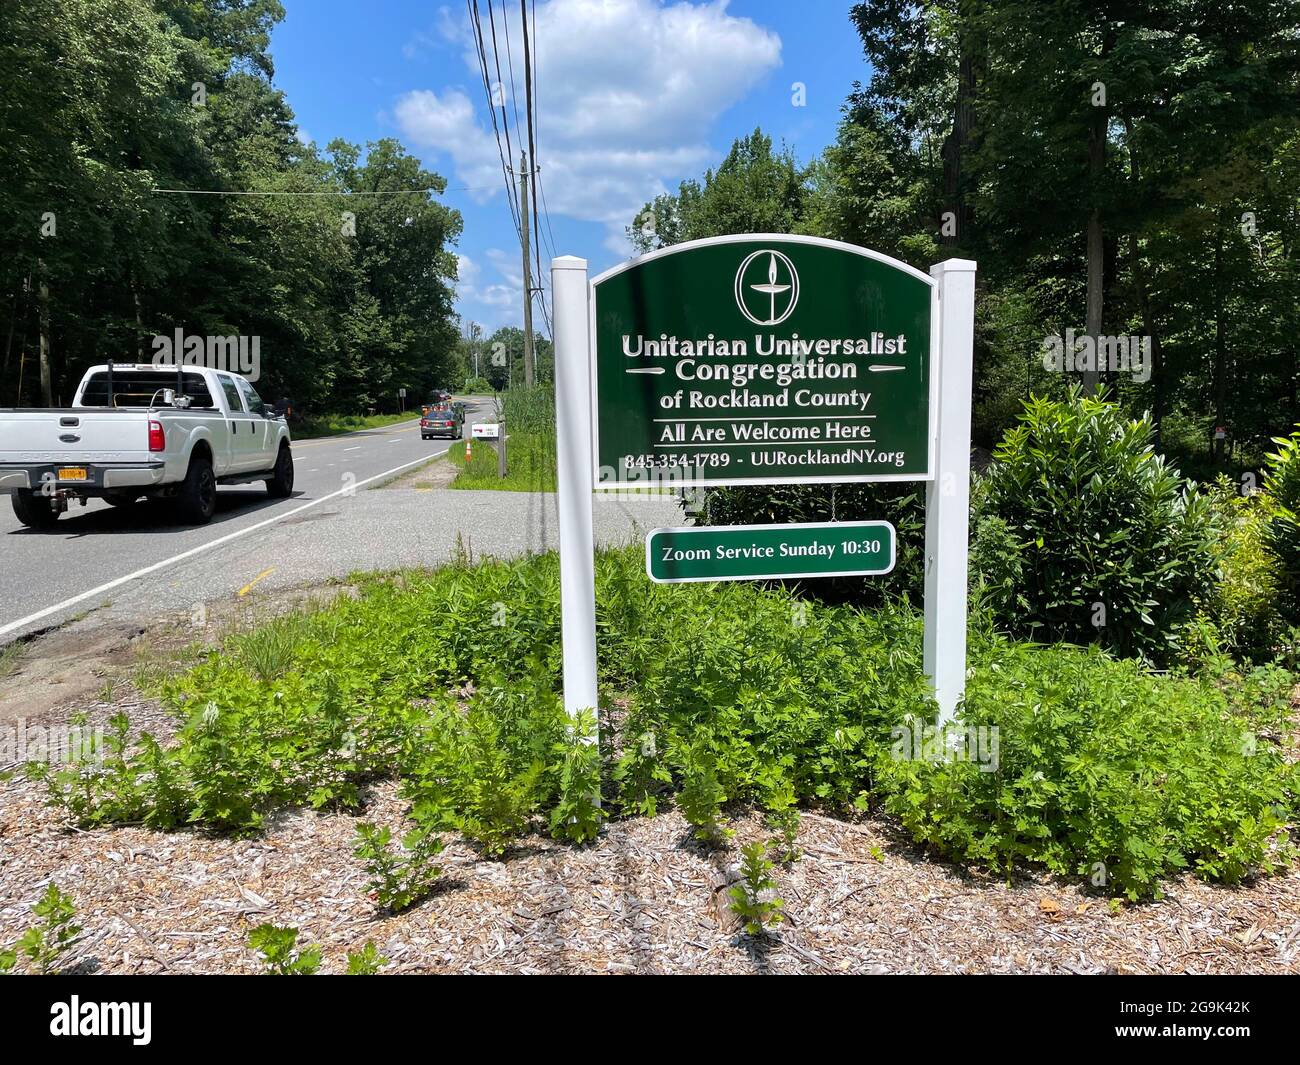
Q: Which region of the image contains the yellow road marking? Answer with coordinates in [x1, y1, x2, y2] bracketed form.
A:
[237, 567, 276, 597]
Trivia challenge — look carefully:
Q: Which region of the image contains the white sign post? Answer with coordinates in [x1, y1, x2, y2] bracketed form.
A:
[551, 246, 975, 734]
[924, 259, 977, 725]
[552, 256, 598, 722]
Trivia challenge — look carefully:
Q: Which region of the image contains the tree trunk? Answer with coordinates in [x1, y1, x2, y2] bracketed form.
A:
[1122, 118, 1164, 442]
[2, 284, 19, 404]
[1084, 107, 1106, 394]
[132, 269, 145, 361]
[1212, 226, 1227, 464]
[37, 262, 53, 406]
[941, 48, 977, 246]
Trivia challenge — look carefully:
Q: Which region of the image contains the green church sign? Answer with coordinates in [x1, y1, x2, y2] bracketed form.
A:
[590, 235, 934, 488]
[549, 237, 975, 727]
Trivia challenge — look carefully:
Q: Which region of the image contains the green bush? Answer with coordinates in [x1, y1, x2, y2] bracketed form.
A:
[353, 822, 444, 913]
[248, 924, 321, 975]
[33, 545, 1295, 900]
[1191, 478, 1287, 662]
[1264, 425, 1300, 618]
[978, 390, 1221, 662]
[875, 638, 1294, 900]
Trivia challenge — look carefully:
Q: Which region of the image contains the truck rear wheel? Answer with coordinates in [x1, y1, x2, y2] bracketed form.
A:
[265, 443, 294, 498]
[175, 453, 216, 524]
[11, 489, 60, 530]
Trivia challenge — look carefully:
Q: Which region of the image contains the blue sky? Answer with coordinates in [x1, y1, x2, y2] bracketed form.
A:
[270, 1, 870, 335]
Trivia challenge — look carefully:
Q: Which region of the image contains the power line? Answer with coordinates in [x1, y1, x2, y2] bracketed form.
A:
[501, 0, 526, 161]
[536, 169, 559, 259]
[468, 0, 522, 239]
[485, 0, 519, 226]
[520, 0, 545, 329]
[149, 184, 497, 197]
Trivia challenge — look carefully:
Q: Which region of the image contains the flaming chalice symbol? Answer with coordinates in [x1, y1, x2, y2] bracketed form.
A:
[749, 253, 792, 324]
[734, 248, 800, 325]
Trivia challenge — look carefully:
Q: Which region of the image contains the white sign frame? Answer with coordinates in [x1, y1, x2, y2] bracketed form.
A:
[552, 244, 975, 726]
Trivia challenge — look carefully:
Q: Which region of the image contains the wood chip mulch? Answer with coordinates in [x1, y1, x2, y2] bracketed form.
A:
[2, 698, 1299, 975]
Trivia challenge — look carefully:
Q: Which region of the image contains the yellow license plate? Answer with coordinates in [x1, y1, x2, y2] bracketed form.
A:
[57, 467, 88, 482]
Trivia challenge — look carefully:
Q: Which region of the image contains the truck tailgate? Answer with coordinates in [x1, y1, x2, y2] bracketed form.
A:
[0, 410, 154, 464]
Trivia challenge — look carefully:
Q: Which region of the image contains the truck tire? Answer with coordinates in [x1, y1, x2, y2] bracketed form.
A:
[175, 453, 217, 524]
[265, 443, 294, 498]
[11, 489, 60, 530]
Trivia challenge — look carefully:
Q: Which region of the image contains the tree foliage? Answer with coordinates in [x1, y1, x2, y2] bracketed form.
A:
[0, 0, 462, 413]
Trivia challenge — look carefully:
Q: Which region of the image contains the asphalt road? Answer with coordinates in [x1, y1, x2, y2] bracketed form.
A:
[0, 401, 679, 645]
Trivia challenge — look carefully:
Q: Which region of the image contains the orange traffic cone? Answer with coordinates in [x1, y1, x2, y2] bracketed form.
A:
[464, 437, 473, 464]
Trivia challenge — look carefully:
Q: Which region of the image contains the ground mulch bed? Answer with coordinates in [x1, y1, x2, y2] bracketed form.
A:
[2, 697, 1299, 975]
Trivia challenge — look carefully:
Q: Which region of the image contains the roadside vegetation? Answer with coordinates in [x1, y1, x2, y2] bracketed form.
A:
[25, 396, 1300, 904]
[294, 412, 420, 440]
[449, 386, 558, 493]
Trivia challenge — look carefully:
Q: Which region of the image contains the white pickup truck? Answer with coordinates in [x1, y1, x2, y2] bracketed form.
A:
[0, 364, 294, 529]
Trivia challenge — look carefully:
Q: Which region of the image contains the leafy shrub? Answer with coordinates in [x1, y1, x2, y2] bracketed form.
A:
[979, 390, 1221, 662]
[547, 709, 606, 844]
[401, 689, 552, 858]
[676, 734, 731, 845]
[248, 924, 321, 975]
[38, 545, 1295, 900]
[1192, 479, 1287, 661]
[345, 942, 386, 974]
[875, 637, 1294, 900]
[761, 770, 802, 864]
[728, 841, 784, 934]
[1, 885, 80, 975]
[1264, 425, 1300, 618]
[353, 822, 444, 913]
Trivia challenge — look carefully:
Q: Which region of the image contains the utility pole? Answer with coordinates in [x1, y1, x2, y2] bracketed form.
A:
[519, 151, 535, 388]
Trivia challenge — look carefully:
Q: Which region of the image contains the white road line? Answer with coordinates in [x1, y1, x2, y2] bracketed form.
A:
[0, 449, 447, 640]
[343, 446, 361, 452]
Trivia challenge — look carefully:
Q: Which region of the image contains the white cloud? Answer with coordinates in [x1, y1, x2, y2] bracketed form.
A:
[392, 89, 504, 201]
[455, 250, 523, 328]
[394, 0, 782, 246]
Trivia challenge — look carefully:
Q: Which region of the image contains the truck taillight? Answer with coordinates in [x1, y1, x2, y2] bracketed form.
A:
[148, 420, 165, 452]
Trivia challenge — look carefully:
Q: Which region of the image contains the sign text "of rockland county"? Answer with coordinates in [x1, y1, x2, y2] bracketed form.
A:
[592, 237, 934, 487]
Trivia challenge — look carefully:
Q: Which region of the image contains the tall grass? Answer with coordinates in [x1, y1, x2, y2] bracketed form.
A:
[501, 386, 555, 434]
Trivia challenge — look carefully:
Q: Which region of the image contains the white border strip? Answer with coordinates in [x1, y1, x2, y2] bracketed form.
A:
[644, 519, 897, 584]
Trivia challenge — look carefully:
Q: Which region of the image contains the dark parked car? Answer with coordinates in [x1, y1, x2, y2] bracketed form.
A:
[420, 404, 462, 440]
